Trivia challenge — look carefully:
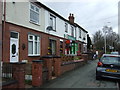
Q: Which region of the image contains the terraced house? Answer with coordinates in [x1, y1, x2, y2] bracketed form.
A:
[2, 0, 88, 62]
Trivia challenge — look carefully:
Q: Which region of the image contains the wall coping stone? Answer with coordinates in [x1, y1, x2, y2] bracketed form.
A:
[2, 80, 18, 86]
[61, 59, 84, 66]
[10, 62, 26, 64]
[42, 55, 61, 58]
[32, 60, 43, 62]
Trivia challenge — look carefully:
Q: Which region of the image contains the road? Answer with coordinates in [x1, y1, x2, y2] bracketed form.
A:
[35, 60, 119, 89]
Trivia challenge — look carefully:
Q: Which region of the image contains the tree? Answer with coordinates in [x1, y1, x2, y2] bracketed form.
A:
[93, 30, 104, 50]
[92, 29, 119, 52]
[87, 34, 92, 51]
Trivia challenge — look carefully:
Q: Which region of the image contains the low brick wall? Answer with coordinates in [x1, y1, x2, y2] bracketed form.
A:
[2, 80, 18, 89]
[61, 59, 85, 74]
[61, 63, 75, 74]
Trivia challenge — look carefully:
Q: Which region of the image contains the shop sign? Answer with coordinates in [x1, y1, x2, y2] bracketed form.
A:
[65, 40, 70, 44]
[68, 35, 76, 40]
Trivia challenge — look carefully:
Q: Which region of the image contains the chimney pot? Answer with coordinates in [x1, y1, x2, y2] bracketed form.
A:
[68, 13, 75, 24]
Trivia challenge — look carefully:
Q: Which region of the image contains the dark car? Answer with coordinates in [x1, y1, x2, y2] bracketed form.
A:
[96, 54, 120, 80]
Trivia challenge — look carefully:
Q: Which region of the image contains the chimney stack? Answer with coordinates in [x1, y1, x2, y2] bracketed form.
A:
[68, 13, 75, 24]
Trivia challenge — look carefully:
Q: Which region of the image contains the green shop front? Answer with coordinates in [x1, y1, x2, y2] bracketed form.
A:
[65, 35, 78, 55]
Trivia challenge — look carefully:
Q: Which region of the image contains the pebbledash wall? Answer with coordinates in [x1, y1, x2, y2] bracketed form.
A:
[2, 1, 88, 62]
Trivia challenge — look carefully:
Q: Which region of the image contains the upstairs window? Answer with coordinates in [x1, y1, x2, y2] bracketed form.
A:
[79, 29, 81, 38]
[30, 3, 39, 24]
[71, 26, 74, 37]
[65, 23, 68, 33]
[50, 14, 56, 31]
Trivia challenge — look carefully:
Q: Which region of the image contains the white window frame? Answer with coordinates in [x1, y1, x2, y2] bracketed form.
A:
[50, 14, 56, 31]
[28, 34, 40, 56]
[29, 3, 40, 25]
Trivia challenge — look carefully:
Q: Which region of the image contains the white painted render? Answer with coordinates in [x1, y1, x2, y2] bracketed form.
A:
[76, 27, 87, 44]
[4, 1, 87, 44]
[5, 1, 45, 32]
[44, 10, 87, 44]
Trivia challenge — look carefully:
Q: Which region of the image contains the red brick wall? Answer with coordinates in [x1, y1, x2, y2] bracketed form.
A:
[61, 64, 75, 74]
[3, 22, 65, 62]
[2, 82, 18, 89]
[60, 60, 85, 75]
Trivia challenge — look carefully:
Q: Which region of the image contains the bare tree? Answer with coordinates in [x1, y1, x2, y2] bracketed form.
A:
[92, 29, 119, 52]
[93, 30, 104, 50]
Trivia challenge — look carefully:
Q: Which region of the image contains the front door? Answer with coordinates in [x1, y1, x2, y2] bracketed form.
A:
[10, 32, 19, 62]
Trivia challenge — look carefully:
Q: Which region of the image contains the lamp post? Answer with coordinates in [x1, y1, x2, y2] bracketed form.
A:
[102, 25, 112, 54]
[102, 26, 108, 54]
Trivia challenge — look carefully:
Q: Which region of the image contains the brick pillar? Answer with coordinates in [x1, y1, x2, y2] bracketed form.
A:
[42, 56, 53, 80]
[54, 56, 61, 77]
[12, 62, 26, 88]
[32, 60, 43, 87]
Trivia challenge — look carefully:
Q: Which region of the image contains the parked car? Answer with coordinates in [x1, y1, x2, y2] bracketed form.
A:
[96, 54, 120, 80]
[111, 52, 119, 55]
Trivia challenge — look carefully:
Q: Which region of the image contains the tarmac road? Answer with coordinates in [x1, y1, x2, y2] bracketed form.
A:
[33, 60, 119, 89]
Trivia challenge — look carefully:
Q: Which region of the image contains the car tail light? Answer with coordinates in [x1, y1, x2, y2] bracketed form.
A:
[97, 62, 103, 67]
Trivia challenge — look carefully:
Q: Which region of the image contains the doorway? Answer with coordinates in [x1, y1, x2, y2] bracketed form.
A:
[10, 32, 19, 62]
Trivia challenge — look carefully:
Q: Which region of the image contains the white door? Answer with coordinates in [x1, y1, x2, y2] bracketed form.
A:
[10, 32, 19, 62]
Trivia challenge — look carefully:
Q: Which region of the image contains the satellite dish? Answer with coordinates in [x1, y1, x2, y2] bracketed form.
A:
[46, 26, 53, 31]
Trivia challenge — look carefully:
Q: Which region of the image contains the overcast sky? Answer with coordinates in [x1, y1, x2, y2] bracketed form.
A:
[38, 0, 119, 37]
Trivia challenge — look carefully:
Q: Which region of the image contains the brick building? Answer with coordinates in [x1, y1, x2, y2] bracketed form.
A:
[2, 0, 88, 62]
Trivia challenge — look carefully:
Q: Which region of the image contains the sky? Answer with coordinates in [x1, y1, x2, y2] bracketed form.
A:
[38, 0, 119, 37]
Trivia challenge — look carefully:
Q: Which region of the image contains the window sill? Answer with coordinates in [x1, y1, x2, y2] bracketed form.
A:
[29, 21, 40, 26]
[28, 55, 40, 57]
[50, 30, 56, 32]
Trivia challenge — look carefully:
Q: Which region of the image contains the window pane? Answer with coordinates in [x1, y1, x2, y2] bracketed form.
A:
[65, 23, 68, 32]
[30, 10, 39, 24]
[12, 44, 16, 54]
[35, 36, 37, 41]
[35, 42, 37, 54]
[37, 42, 40, 54]
[53, 17, 56, 30]
[29, 35, 33, 40]
[37, 37, 40, 41]
[10, 32, 18, 39]
[28, 41, 33, 54]
[36, 7, 39, 12]
[79, 29, 81, 37]
[51, 40, 56, 55]
[31, 5, 34, 10]
[50, 17, 53, 27]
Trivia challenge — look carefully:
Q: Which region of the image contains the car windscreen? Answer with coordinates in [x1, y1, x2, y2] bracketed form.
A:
[101, 56, 120, 65]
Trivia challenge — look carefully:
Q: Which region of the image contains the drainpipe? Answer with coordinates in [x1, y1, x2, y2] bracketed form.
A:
[0, 0, 3, 67]
[2, 0, 6, 62]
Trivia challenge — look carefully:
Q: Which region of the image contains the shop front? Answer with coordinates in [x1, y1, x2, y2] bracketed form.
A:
[64, 34, 78, 55]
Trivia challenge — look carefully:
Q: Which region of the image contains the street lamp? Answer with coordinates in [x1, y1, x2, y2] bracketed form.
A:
[102, 25, 112, 54]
